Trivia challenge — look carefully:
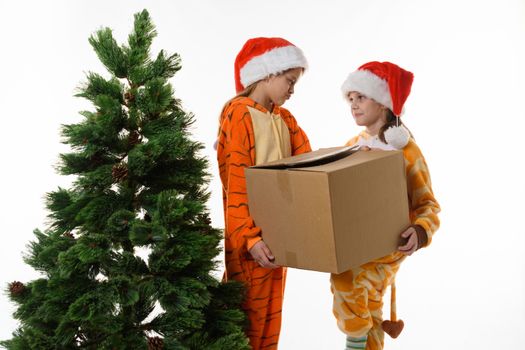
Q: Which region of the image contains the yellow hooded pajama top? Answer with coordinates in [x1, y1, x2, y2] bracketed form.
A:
[331, 131, 440, 350]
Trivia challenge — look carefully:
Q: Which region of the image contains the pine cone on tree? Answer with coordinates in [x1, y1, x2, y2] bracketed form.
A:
[128, 130, 141, 146]
[9, 281, 26, 297]
[63, 232, 75, 239]
[147, 336, 164, 350]
[124, 91, 135, 104]
[112, 163, 128, 182]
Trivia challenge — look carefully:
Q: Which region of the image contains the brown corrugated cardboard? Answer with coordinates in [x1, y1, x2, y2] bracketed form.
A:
[244, 146, 410, 274]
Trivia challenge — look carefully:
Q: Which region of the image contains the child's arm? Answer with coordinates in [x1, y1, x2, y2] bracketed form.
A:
[217, 104, 263, 252]
[402, 141, 441, 251]
[280, 108, 312, 155]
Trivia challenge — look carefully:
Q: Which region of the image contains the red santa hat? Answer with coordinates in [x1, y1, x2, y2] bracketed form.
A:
[341, 61, 414, 149]
[234, 37, 308, 93]
[341, 61, 413, 116]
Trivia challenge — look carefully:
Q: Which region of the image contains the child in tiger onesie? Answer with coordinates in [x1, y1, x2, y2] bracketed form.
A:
[331, 61, 440, 350]
[216, 37, 311, 350]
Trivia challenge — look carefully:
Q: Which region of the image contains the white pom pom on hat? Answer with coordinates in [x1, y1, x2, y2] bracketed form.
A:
[384, 125, 410, 149]
[341, 61, 414, 149]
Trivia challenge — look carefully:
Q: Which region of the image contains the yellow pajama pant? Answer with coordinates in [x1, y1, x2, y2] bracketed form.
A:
[330, 252, 406, 350]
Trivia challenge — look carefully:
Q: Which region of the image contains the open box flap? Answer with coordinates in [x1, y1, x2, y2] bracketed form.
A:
[251, 145, 359, 169]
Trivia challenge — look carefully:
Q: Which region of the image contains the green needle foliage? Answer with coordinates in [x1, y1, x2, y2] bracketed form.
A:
[2, 10, 249, 350]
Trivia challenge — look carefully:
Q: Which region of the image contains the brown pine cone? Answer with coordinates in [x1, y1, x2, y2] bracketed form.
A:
[9, 281, 26, 296]
[128, 130, 141, 146]
[147, 336, 164, 350]
[124, 91, 135, 104]
[112, 163, 128, 182]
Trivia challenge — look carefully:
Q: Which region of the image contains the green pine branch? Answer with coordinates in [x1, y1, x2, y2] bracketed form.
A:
[2, 9, 249, 349]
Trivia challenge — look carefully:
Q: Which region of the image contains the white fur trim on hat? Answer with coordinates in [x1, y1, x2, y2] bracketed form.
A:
[341, 69, 393, 111]
[384, 125, 410, 149]
[240, 45, 308, 88]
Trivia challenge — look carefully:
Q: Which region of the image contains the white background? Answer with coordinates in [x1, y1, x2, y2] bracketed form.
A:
[1, 1, 524, 349]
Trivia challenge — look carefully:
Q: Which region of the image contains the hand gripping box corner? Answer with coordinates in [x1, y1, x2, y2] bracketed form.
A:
[244, 146, 410, 274]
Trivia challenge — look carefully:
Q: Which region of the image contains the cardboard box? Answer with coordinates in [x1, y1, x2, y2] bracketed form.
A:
[244, 146, 409, 274]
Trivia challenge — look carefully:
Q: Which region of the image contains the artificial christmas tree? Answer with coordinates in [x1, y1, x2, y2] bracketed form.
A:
[2, 10, 249, 350]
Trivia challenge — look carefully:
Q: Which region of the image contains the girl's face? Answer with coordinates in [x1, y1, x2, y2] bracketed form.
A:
[264, 68, 303, 107]
[347, 91, 387, 135]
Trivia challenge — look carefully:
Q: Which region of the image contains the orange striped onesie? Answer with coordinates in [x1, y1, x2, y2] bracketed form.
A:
[217, 96, 311, 349]
[331, 131, 440, 350]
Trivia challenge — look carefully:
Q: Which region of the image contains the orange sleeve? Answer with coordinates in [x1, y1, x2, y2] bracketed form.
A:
[279, 107, 312, 155]
[403, 141, 440, 247]
[217, 101, 262, 251]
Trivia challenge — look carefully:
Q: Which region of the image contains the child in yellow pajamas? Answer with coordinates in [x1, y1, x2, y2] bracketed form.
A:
[331, 61, 440, 350]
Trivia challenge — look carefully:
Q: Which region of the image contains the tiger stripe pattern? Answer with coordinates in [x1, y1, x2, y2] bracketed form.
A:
[217, 96, 311, 349]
